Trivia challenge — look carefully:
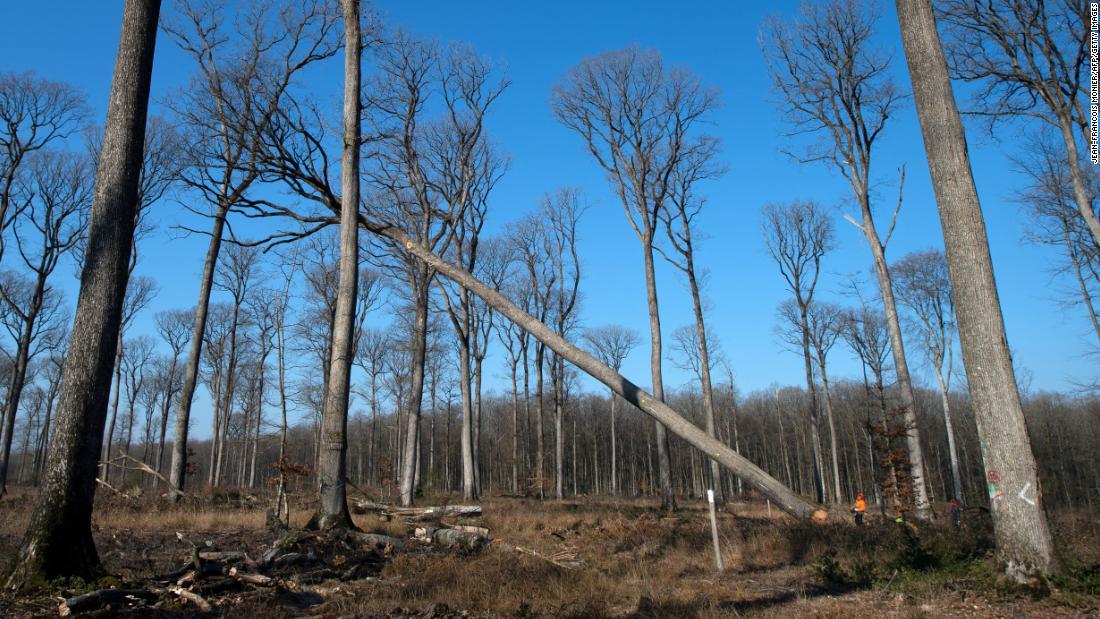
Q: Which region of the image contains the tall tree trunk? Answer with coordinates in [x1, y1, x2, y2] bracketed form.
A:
[609, 389, 618, 496]
[5, 0, 159, 586]
[0, 323, 35, 493]
[100, 338, 124, 484]
[400, 285, 430, 505]
[895, 0, 1057, 578]
[798, 311, 827, 504]
[816, 354, 842, 503]
[860, 207, 931, 518]
[641, 245, 674, 510]
[553, 357, 564, 499]
[169, 202, 228, 498]
[310, 0, 360, 529]
[510, 361, 519, 494]
[457, 328, 476, 501]
[534, 344, 545, 498]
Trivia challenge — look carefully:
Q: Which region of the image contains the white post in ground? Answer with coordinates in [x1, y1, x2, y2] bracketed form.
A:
[707, 489, 724, 571]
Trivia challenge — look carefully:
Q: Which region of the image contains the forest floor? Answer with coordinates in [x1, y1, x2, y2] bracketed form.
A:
[1, 487, 1099, 617]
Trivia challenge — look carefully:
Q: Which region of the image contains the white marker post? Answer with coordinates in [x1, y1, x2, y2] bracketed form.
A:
[707, 489, 724, 572]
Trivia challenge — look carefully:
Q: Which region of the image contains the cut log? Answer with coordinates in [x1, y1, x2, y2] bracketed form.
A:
[442, 523, 490, 538]
[351, 501, 481, 520]
[415, 526, 488, 552]
[345, 530, 404, 554]
[169, 586, 212, 613]
[229, 567, 274, 586]
[58, 588, 156, 616]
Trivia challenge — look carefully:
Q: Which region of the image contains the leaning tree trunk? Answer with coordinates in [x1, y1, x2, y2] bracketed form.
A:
[4, 0, 159, 588]
[861, 214, 931, 518]
[309, 0, 361, 530]
[895, 0, 1056, 579]
[361, 220, 824, 521]
[168, 202, 228, 498]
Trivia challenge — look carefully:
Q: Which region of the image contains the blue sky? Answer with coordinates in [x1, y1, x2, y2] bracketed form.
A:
[0, 1, 1092, 437]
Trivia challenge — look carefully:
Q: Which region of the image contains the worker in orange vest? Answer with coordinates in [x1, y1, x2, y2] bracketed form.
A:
[852, 492, 867, 526]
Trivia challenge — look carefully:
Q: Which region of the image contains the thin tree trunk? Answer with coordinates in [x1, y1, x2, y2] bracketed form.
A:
[169, 202, 228, 497]
[641, 245, 674, 510]
[895, 0, 1057, 577]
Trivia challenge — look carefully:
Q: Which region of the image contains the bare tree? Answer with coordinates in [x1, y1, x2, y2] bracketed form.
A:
[763, 199, 833, 504]
[0, 152, 90, 493]
[153, 309, 190, 478]
[937, 0, 1097, 251]
[310, 0, 364, 530]
[163, 0, 340, 498]
[1013, 134, 1100, 347]
[5, 0, 160, 587]
[895, 0, 1056, 577]
[100, 275, 157, 484]
[553, 46, 719, 509]
[583, 325, 640, 497]
[762, 0, 931, 517]
[893, 249, 962, 503]
[656, 133, 725, 501]
[806, 300, 844, 503]
[0, 72, 87, 264]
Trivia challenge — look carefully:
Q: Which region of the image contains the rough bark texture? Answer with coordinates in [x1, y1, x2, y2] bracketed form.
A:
[894, 0, 1056, 579]
[310, 0, 361, 529]
[4, 0, 159, 588]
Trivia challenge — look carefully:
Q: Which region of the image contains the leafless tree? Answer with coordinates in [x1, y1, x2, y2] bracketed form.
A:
[0, 72, 87, 265]
[896, 0, 1056, 577]
[5, 0, 160, 587]
[656, 131, 725, 502]
[1013, 134, 1100, 347]
[806, 300, 845, 503]
[893, 248, 962, 503]
[763, 199, 833, 504]
[937, 0, 1097, 250]
[553, 46, 718, 509]
[0, 152, 90, 493]
[163, 0, 341, 498]
[153, 309, 190, 479]
[762, 0, 931, 517]
[100, 275, 157, 483]
[584, 325, 640, 497]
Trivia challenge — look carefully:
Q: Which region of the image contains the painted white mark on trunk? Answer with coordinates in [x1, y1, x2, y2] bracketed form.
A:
[1018, 482, 1035, 506]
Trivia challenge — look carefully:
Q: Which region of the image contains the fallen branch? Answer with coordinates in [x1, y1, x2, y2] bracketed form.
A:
[58, 588, 156, 616]
[229, 567, 274, 586]
[105, 453, 186, 498]
[169, 586, 212, 612]
[351, 500, 481, 520]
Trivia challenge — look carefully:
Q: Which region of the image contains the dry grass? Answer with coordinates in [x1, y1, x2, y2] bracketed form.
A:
[2, 487, 1099, 617]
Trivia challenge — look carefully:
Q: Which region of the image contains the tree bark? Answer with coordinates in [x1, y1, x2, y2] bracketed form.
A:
[309, 0, 360, 529]
[4, 0, 159, 587]
[894, 0, 1057, 578]
[641, 246, 674, 510]
[168, 203, 227, 497]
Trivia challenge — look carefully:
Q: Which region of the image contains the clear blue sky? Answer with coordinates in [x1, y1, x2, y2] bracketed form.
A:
[0, 2, 1092, 437]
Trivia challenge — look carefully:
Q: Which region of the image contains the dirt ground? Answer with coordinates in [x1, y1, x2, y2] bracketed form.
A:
[0, 488, 1098, 617]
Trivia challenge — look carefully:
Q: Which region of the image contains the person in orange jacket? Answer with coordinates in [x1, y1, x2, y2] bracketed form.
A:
[851, 492, 867, 526]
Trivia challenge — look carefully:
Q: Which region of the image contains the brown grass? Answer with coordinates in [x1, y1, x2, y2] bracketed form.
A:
[2, 488, 1099, 617]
